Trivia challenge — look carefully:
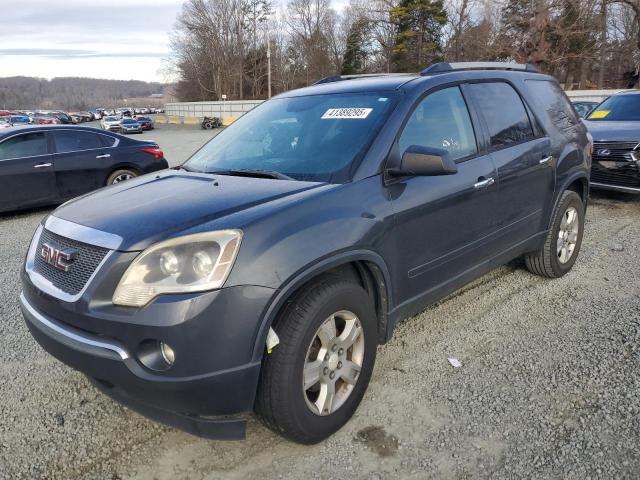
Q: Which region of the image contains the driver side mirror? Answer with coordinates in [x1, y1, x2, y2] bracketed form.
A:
[388, 145, 458, 177]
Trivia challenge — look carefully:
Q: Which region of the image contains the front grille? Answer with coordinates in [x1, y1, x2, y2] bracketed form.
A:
[591, 164, 640, 188]
[592, 141, 639, 163]
[33, 229, 110, 296]
[591, 141, 640, 188]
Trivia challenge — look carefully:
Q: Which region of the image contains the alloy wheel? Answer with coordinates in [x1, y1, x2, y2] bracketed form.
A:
[112, 173, 134, 184]
[302, 310, 365, 416]
[557, 206, 580, 263]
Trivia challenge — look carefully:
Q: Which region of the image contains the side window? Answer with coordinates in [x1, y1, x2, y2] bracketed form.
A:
[525, 79, 580, 135]
[468, 82, 534, 148]
[0, 133, 48, 160]
[98, 134, 117, 147]
[53, 131, 102, 154]
[398, 86, 477, 161]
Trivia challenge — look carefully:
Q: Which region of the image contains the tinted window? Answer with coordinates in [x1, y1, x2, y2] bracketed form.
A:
[0, 132, 47, 160]
[53, 130, 102, 153]
[587, 94, 640, 121]
[526, 79, 580, 132]
[98, 134, 117, 147]
[398, 86, 477, 161]
[469, 83, 534, 147]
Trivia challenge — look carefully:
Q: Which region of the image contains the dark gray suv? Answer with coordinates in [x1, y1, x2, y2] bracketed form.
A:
[20, 62, 591, 444]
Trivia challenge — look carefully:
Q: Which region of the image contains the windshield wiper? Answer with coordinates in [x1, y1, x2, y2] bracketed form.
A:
[207, 169, 295, 180]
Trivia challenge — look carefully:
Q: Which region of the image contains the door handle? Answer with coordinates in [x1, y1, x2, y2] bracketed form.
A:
[96, 154, 111, 159]
[539, 156, 553, 165]
[33, 163, 52, 168]
[474, 177, 495, 189]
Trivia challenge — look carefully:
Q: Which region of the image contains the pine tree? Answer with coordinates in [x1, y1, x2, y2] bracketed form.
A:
[390, 0, 447, 72]
[341, 18, 369, 74]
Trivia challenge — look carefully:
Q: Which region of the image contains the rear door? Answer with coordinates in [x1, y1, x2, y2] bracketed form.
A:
[467, 81, 554, 247]
[0, 131, 56, 211]
[51, 129, 116, 199]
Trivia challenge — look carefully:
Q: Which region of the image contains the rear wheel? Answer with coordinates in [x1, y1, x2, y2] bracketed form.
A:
[255, 276, 377, 444]
[107, 169, 137, 185]
[524, 190, 585, 278]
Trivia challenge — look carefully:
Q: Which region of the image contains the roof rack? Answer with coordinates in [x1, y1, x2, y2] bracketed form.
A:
[420, 62, 539, 76]
[313, 73, 407, 85]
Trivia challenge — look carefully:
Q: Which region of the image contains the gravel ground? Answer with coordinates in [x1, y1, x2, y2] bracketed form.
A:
[0, 161, 638, 478]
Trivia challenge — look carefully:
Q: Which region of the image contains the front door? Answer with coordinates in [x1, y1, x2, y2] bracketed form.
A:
[389, 86, 499, 309]
[0, 131, 56, 211]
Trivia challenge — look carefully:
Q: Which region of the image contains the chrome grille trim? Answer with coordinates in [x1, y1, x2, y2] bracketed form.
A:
[44, 215, 123, 250]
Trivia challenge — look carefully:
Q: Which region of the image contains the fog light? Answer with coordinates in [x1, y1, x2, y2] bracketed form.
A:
[160, 342, 175, 365]
[137, 340, 175, 371]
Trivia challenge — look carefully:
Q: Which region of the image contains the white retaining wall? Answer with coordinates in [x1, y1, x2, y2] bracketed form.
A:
[164, 100, 264, 119]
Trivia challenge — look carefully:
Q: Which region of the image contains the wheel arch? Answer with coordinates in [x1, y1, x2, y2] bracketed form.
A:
[105, 164, 143, 184]
[548, 173, 589, 229]
[250, 250, 393, 363]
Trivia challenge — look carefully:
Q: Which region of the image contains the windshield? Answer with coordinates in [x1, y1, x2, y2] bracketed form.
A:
[587, 95, 640, 121]
[184, 92, 398, 183]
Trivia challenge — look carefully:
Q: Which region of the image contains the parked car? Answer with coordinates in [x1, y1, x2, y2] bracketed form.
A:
[583, 91, 640, 193]
[19, 62, 590, 444]
[116, 108, 132, 118]
[5, 115, 31, 126]
[101, 116, 122, 132]
[120, 118, 143, 134]
[32, 115, 59, 125]
[135, 116, 154, 130]
[69, 113, 84, 124]
[0, 125, 167, 213]
[0, 118, 11, 129]
[572, 101, 599, 118]
[50, 112, 74, 125]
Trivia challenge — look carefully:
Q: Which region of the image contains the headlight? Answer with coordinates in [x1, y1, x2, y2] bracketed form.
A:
[113, 230, 242, 307]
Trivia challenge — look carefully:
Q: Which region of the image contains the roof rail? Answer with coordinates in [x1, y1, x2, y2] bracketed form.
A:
[420, 62, 539, 76]
[313, 73, 406, 85]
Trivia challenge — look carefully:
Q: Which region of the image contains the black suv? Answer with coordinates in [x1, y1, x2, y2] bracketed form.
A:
[20, 62, 591, 444]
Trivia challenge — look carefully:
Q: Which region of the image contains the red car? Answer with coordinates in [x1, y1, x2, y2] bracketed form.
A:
[135, 116, 154, 130]
[33, 116, 59, 125]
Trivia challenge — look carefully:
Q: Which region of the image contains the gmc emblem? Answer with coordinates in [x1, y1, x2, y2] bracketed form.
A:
[40, 243, 77, 272]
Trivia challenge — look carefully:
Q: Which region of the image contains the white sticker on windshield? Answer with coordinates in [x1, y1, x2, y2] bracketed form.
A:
[322, 108, 373, 119]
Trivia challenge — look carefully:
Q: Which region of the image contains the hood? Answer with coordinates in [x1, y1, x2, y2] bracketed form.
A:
[583, 120, 640, 143]
[52, 170, 327, 250]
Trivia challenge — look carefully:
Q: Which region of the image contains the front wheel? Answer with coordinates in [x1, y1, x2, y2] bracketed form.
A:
[255, 276, 377, 444]
[524, 190, 585, 278]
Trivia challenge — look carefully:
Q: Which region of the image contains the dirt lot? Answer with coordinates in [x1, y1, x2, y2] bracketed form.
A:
[0, 128, 638, 479]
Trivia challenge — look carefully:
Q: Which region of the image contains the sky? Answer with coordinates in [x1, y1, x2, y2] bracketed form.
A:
[0, 0, 350, 84]
[0, 0, 186, 83]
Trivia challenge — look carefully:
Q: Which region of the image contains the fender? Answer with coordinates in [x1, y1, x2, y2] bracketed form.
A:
[250, 249, 393, 363]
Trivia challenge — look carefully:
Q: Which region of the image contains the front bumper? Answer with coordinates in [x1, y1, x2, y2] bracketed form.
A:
[21, 264, 275, 439]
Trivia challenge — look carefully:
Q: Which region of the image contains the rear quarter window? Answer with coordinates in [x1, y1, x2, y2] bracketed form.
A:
[525, 79, 580, 136]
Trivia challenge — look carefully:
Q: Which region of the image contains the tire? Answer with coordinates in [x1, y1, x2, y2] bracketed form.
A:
[203, 121, 214, 129]
[107, 169, 138, 185]
[524, 190, 585, 278]
[255, 275, 377, 444]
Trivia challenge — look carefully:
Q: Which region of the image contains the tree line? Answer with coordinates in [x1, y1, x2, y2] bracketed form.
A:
[0, 77, 168, 110]
[170, 0, 640, 102]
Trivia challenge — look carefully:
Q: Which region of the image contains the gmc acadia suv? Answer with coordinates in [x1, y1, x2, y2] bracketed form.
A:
[20, 62, 591, 444]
